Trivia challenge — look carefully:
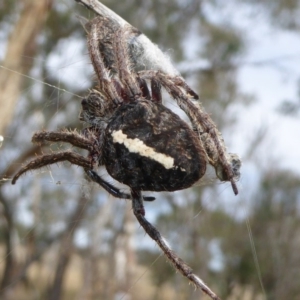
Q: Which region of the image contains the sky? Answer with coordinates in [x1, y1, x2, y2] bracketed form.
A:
[237, 28, 300, 174]
[205, 2, 300, 176]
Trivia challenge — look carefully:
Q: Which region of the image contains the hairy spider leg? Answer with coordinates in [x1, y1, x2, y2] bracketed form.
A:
[89, 18, 162, 104]
[88, 18, 146, 106]
[11, 131, 155, 201]
[88, 18, 123, 105]
[138, 70, 238, 195]
[11, 151, 91, 185]
[110, 24, 164, 105]
[112, 25, 141, 99]
[131, 189, 221, 300]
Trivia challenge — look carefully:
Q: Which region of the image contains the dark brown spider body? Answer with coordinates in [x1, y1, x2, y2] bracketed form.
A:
[103, 99, 206, 191]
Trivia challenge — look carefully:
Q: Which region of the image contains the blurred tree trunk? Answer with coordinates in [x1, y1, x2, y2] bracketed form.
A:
[78, 198, 113, 299]
[0, 1, 52, 297]
[0, 0, 53, 136]
[47, 192, 89, 300]
[0, 190, 14, 299]
[115, 206, 136, 297]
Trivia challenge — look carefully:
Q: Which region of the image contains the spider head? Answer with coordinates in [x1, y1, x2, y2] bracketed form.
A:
[79, 90, 115, 126]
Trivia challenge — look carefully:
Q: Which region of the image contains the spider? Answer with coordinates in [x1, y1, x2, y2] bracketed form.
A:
[12, 16, 241, 300]
[82, 16, 241, 194]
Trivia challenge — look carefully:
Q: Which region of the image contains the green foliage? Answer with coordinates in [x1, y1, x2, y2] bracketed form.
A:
[201, 24, 244, 65]
[242, 0, 300, 29]
[0, 0, 17, 23]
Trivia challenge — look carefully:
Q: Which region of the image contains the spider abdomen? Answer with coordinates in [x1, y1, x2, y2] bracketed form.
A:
[103, 100, 207, 191]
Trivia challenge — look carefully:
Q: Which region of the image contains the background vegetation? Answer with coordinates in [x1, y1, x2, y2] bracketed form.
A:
[0, 0, 300, 299]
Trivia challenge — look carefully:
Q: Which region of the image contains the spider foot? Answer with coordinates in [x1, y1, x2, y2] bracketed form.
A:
[131, 189, 221, 300]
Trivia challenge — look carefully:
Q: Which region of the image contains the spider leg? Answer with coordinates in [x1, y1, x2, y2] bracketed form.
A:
[11, 151, 91, 184]
[150, 78, 162, 103]
[112, 25, 141, 99]
[170, 75, 199, 100]
[33, 129, 106, 169]
[88, 17, 123, 105]
[32, 130, 94, 152]
[138, 70, 239, 195]
[11, 149, 155, 201]
[85, 170, 155, 202]
[137, 77, 151, 100]
[131, 189, 221, 300]
[84, 16, 119, 75]
[12, 128, 156, 201]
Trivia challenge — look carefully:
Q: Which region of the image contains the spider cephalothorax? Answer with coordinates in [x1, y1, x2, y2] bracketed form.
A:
[12, 14, 241, 300]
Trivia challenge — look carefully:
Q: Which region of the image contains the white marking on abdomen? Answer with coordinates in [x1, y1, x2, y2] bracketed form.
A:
[111, 130, 174, 169]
